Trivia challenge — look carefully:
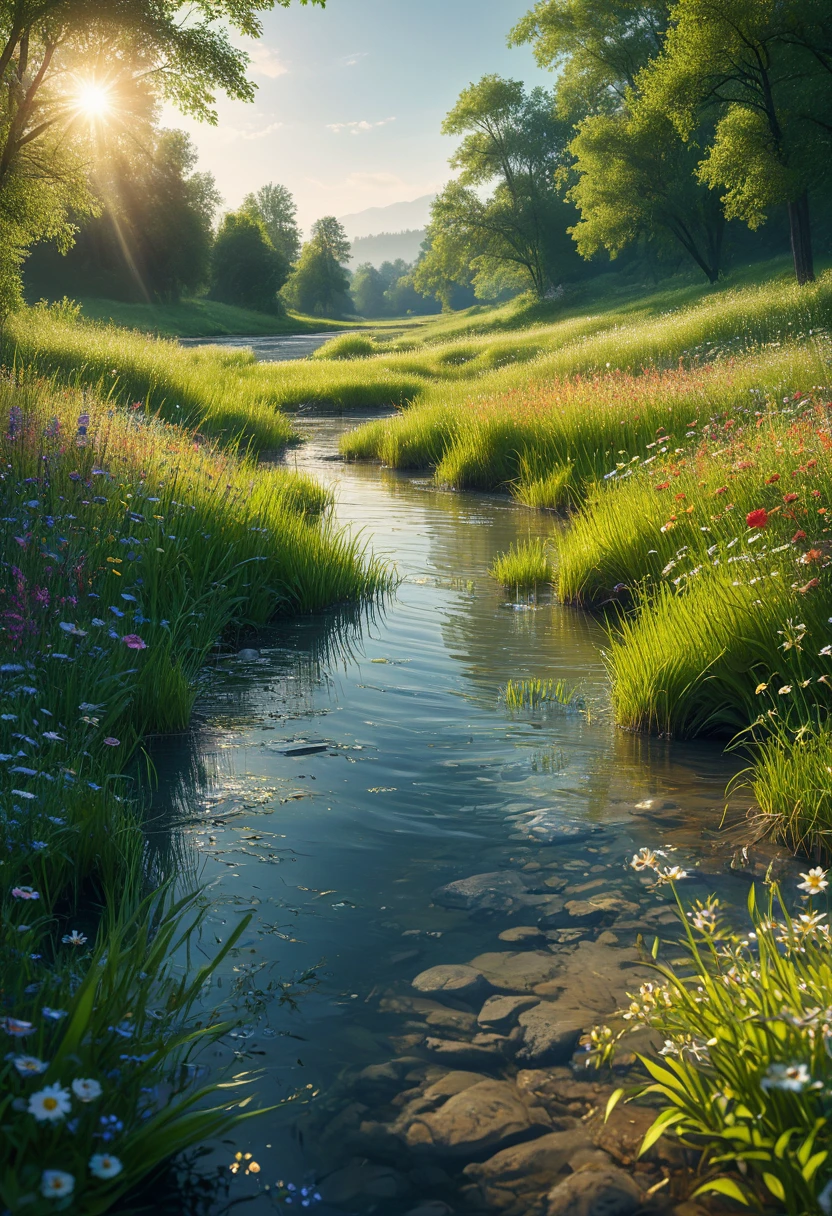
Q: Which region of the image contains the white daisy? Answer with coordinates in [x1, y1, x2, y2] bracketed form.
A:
[798, 867, 829, 895]
[71, 1077, 102, 1103]
[28, 1083, 71, 1122]
[41, 1170, 75, 1199]
[10, 1054, 48, 1076]
[89, 1153, 123, 1180]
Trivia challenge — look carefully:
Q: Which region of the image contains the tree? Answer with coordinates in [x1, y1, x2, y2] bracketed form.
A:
[350, 263, 387, 316]
[282, 216, 352, 316]
[0, 0, 323, 309]
[639, 0, 832, 283]
[510, 0, 670, 122]
[568, 106, 725, 281]
[417, 76, 582, 301]
[241, 182, 302, 265]
[209, 212, 289, 313]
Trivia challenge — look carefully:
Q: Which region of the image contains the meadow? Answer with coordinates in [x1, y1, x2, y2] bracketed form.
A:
[0, 372, 386, 1210]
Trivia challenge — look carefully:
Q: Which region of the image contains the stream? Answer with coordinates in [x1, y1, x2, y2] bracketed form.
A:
[148, 352, 799, 1214]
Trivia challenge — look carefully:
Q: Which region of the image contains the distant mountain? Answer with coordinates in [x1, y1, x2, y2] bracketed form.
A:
[350, 229, 426, 269]
[338, 194, 435, 240]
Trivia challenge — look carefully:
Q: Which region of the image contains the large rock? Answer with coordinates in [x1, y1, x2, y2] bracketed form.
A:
[404, 1079, 552, 1158]
[517, 1003, 585, 1065]
[412, 964, 491, 1001]
[462, 1128, 594, 1214]
[546, 1165, 643, 1216]
[469, 950, 562, 993]
[531, 935, 654, 1014]
[318, 1160, 410, 1206]
[478, 994, 539, 1032]
[432, 871, 534, 913]
[424, 1037, 507, 1069]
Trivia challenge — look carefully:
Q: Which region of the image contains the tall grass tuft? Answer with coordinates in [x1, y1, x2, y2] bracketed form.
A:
[504, 676, 583, 710]
[490, 537, 554, 589]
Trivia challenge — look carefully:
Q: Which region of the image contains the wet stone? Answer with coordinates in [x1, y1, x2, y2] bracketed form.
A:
[478, 994, 539, 1032]
[424, 1037, 508, 1069]
[469, 950, 562, 993]
[462, 1128, 595, 1215]
[425, 1008, 478, 1036]
[516, 1003, 585, 1066]
[235, 648, 260, 661]
[432, 871, 535, 914]
[402, 1078, 552, 1159]
[318, 1159, 410, 1206]
[512, 810, 605, 846]
[499, 925, 546, 944]
[545, 1165, 644, 1216]
[412, 964, 491, 1001]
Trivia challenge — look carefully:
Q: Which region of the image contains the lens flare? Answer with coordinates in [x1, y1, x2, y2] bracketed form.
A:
[76, 84, 111, 119]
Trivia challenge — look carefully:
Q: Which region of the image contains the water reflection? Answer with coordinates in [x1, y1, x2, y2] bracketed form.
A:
[144, 414, 786, 1214]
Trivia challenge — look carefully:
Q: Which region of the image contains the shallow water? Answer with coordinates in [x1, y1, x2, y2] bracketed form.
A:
[178, 331, 359, 362]
[147, 415, 792, 1214]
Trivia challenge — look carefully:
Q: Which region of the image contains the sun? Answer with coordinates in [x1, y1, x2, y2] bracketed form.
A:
[76, 84, 111, 119]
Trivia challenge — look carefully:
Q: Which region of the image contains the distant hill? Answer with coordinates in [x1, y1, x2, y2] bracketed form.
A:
[338, 194, 435, 240]
[350, 229, 426, 269]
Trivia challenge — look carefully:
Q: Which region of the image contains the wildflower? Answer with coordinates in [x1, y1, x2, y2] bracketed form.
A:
[714, 486, 728, 495]
[746, 508, 769, 529]
[42, 1008, 67, 1021]
[3, 1017, 33, 1036]
[766, 473, 781, 483]
[783, 492, 799, 503]
[755, 682, 769, 694]
[658, 1040, 680, 1056]
[657, 865, 688, 884]
[799, 578, 820, 594]
[103, 737, 120, 747]
[121, 634, 147, 650]
[9, 1054, 48, 1076]
[793, 530, 807, 542]
[28, 1083, 72, 1121]
[778, 619, 807, 650]
[778, 685, 792, 695]
[72, 1077, 102, 1102]
[62, 930, 87, 947]
[655, 481, 670, 491]
[41, 1171, 75, 1199]
[630, 847, 659, 871]
[803, 548, 824, 564]
[11, 886, 40, 900]
[89, 1153, 122, 1179]
[761, 1062, 812, 1092]
[798, 867, 829, 895]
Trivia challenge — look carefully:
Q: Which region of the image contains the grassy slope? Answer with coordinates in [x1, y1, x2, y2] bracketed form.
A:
[76, 295, 369, 338]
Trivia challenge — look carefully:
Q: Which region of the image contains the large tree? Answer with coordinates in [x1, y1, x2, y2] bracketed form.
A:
[0, 0, 321, 309]
[418, 76, 580, 300]
[209, 211, 288, 313]
[639, 0, 832, 283]
[241, 181, 302, 265]
[282, 216, 352, 316]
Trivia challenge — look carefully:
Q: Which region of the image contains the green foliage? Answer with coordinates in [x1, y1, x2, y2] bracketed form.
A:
[504, 676, 582, 709]
[350, 263, 388, 317]
[209, 211, 289, 313]
[741, 725, 832, 856]
[241, 182, 302, 265]
[313, 333, 379, 360]
[416, 76, 583, 302]
[283, 216, 352, 317]
[594, 872, 832, 1215]
[490, 537, 554, 588]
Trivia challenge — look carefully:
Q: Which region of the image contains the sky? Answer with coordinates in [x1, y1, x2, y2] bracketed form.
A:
[162, 0, 552, 236]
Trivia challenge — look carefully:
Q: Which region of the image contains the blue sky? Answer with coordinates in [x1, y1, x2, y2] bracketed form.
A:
[163, 0, 551, 234]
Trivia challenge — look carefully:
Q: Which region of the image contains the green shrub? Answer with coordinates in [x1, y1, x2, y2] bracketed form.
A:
[490, 537, 554, 589]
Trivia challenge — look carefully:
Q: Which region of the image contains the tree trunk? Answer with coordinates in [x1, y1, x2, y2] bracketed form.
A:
[787, 192, 815, 285]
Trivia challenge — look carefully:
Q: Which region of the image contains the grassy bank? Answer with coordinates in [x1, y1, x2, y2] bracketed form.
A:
[0, 374, 386, 1209]
[75, 296, 362, 339]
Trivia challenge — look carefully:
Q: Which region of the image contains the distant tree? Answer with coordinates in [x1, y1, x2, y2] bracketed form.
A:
[350, 263, 387, 316]
[282, 216, 352, 316]
[384, 272, 440, 315]
[241, 182, 302, 265]
[639, 0, 832, 283]
[209, 212, 289, 312]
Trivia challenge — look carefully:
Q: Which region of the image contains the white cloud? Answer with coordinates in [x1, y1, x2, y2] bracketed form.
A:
[341, 51, 368, 66]
[243, 40, 288, 78]
[240, 121, 283, 140]
[326, 116, 396, 135]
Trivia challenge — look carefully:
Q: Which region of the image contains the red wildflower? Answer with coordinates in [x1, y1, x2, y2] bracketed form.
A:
[655, 481, 670, 491]
[803, 549, 823, 564]
[792, 530, 807, 542]
[783, 493, 799, 504]
[714, 486, 728, 495]
[675, 493, 686, 501]
[812, 490, 822, 498]
[766, 473, 781, 483]
[798, 578, 820, 594]
[746, 509, 769, 529]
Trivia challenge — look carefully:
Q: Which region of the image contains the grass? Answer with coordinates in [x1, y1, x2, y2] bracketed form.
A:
[74, 296, 361, 338]
[490, 537, 554, 589]
[0, 372, 387, 1207]
[312, 333, 379, 360]
[503, 676, 582, 710]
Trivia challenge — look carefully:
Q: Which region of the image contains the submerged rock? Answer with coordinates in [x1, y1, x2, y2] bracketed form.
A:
[545, 1165, 643, 1216]
[468, 950, 562, 993]
[462, 1128, 595, 1214]
[478, 994, 539, 1032]
[318, 1159, 410, 1206]
[412, 964, 491, 1001]
[498, 925, 547, 944]
[432, 871, 534, 914]
[404, 1078, 552, 1158]
[516, 1003, 585, 1065]
[235, 648, 260, 661]
[512, 811, 605, 846]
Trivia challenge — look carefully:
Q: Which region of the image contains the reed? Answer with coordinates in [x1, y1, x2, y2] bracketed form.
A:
[490, 537, 554, 589]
